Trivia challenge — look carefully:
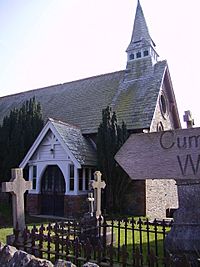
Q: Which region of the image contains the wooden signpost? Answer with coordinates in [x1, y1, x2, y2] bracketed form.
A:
[115, 127, 200, 180]
[115, 126, 200, 266]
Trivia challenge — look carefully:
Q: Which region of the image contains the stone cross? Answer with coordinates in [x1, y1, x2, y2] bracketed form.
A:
[2, 168, 32, 231]
[87, 192, 95, 216]
[91, 171, 106, 218]
[183, 110, 194, 128]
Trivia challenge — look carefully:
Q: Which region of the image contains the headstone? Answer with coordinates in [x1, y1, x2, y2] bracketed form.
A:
[80, 193, 97, 242]
[2, 168, 32, 231]
[91, 171, 106, 218]
[115, 115, 200, 266]
[87, 192, 95, 216]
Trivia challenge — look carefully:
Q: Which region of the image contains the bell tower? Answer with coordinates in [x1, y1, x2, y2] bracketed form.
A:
[125, 0, 159, 80]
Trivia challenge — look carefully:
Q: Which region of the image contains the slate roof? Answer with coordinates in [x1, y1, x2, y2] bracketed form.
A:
[114, 60, 167, 129]
[0, 60, 167, 134]
[51, 119, 97, 166]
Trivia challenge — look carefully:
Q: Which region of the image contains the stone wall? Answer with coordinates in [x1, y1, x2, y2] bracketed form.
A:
[146, 83, 179, 219]
[123, 180, 146, 216]
[146, 179, 178, 219]
[0, 243, 99, 267]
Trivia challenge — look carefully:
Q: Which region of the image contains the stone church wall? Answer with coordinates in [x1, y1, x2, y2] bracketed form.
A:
[145, 82, 179, 219]
[123, 180, 146, 216]
[146, 179, 178, 219]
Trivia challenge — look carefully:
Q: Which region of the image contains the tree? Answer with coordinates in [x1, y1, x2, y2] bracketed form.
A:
[97, 106, 132, 213]
[0, 97, 44, 182]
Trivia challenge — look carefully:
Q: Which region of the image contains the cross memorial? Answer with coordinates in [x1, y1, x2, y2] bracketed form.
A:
[91, 171, 106, 218]
[115, 113, 200, 266]
[183, 110, 194, 128]
[2, 168, 32, 231]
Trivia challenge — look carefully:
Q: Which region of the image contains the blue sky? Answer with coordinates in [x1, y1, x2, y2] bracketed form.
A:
[0, 0, 200, 126]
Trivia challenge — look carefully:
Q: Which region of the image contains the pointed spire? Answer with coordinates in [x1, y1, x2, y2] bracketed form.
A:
[127, 0, 155, 52]
[125, 0, 159, 81]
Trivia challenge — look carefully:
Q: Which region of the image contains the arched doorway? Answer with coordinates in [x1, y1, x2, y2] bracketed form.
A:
[41, 165, 65, 216]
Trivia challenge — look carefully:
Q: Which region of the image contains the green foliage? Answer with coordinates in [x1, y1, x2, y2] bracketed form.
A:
[97, 106, 131, 213]
[0, 97, 44, 182]
[0, 202, 12, 227]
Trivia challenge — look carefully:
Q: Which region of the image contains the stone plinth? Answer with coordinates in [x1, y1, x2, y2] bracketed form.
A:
[165, 180, 200, 266]
[80, 213, 98, 242]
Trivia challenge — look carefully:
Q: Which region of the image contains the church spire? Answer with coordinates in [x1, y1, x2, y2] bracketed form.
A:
[126, 0, 158, 67]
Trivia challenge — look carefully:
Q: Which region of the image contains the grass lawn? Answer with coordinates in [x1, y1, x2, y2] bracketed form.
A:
[0, 203, 169, 266]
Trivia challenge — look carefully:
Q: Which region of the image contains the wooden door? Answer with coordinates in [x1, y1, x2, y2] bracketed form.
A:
[41, 165, 65, 216]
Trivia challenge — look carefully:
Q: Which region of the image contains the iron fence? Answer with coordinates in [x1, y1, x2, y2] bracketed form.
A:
[11, 217, 177, 267]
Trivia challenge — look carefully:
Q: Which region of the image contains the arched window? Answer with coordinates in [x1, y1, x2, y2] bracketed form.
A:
[157, 122, 164, 132]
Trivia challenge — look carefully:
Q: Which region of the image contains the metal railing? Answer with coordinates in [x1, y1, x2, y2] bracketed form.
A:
[11, 217, 177, 266]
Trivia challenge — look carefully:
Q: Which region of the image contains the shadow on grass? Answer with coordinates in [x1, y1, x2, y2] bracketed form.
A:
[123, 239, 166, 266]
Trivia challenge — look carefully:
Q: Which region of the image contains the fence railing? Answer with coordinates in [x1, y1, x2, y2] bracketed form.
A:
[12, 217, 175, 266]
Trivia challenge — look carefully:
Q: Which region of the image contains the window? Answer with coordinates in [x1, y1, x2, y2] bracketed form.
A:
[69, 165, 74, 191]
[159, 93, 168, 118]
[78, 169, 83, 191]
[144, 50, 149, 57]
[33, 166, 37, 177]
[157, 122, 164, 132]
[129, 53, 134, 60]
[85, 168, 90, 190]
[136, 52, 141, 58]
[32, 166, 37, 190]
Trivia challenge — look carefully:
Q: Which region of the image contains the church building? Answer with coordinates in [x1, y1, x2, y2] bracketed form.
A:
[0, 1, 181, 218]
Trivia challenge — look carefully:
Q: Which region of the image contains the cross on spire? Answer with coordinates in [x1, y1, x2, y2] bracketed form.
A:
[2, 168, 32, 231]
[91, 171, 106, 218]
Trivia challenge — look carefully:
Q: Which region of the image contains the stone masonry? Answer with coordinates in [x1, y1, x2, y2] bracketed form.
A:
[0, 243, 99, 267]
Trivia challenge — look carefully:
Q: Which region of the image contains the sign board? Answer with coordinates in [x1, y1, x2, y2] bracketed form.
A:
[115, 127, 200, 180]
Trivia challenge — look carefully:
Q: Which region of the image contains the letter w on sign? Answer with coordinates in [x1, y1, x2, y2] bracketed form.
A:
[115, 127, 200, 180]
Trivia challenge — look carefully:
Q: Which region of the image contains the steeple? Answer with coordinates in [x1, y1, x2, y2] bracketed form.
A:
[126, 0, 158, 70]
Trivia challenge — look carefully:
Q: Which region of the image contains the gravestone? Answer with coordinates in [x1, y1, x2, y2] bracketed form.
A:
[80, 192, 97, 241]
[87, 192, 95, 217]
[2, 168, 32, 231]
[115, 119, 200, 266]
[91, 171, 106, 218]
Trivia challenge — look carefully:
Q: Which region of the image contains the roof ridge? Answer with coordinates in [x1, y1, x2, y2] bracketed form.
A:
[50, 118, 81, 130]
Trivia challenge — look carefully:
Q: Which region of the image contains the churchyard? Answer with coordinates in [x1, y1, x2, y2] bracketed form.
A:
[0, 213, 172, 266]
[0, 157, 197, 266]
[0, 109, 198, 266]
